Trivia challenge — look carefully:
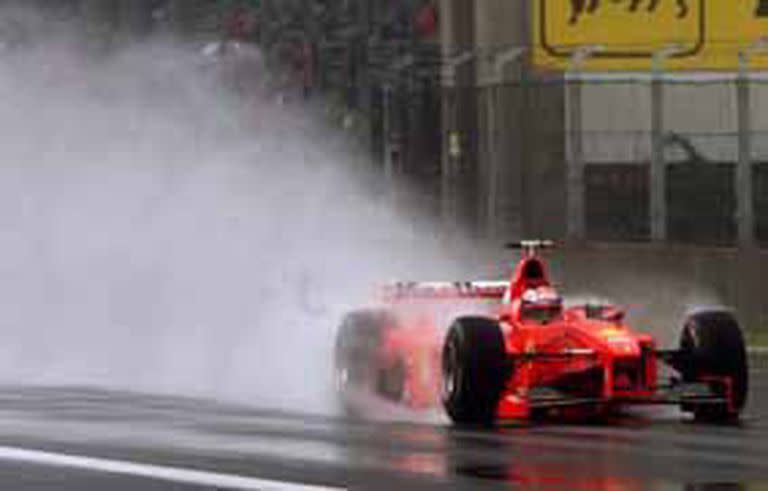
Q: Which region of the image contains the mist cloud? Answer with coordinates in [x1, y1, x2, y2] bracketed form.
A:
[0, 9, 463, 412]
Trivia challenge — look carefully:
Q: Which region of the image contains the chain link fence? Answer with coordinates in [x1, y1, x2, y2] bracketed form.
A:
[299, 52, 768, 250]
[309, 55, 768, 250]
[68, 1, 768, 252]
[578, 75, 767, 248]
[62, 1, 768, 334]
[445, 73, 768, 248]
[72, 1, 768, 251]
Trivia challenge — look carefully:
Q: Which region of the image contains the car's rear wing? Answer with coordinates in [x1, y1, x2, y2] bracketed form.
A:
[505, 240, 556, 257]
[380, 281, 508, 301]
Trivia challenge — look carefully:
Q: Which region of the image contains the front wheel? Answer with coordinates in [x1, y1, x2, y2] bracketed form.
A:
[442, 317, 508, 427]
[679, 310, 748, 422]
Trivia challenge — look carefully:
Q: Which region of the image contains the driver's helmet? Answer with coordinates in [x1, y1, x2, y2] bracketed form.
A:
[520, 286, 563, 323]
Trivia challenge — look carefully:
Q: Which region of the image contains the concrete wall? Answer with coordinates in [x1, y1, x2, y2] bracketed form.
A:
[465, 240, 768, 341]
[548, 243, 767, 343]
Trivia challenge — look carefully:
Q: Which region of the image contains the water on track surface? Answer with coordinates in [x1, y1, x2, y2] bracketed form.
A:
[0, 372, 761, 489]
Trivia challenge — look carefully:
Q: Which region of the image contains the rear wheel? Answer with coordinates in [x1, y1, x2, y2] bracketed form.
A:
[441, 317, 508, 427]
[377, 359, 406, 402]
[679, 310, 748, 422]
[334, 309, 398, 414]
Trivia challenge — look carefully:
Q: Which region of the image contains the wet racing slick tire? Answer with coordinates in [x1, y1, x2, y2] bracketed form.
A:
[334, 309, 399, 414]
[679, 310, 748, 422]
[442, 317, 507, 427]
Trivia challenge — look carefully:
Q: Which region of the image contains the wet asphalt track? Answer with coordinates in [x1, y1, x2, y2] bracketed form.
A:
[0, 373, 762, 490]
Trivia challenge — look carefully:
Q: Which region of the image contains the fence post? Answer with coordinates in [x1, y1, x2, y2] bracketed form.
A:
[737, 49, 760, 248]
[650, 45, 686, 242]
[485, 48, 526, 240]
[566, 46, 603, 242]
[566, 73, 585, 241]
[649, 67, 666, 242]
[441, 52, 474, 235]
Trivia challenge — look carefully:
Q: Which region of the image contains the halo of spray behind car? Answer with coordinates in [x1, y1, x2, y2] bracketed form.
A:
[0, 6, 470, 413]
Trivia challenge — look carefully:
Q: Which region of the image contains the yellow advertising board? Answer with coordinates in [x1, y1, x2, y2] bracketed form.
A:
[533, 0, 768, 71]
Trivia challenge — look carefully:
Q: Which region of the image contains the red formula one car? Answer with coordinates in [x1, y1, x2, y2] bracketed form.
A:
[334, 241, 748, 425]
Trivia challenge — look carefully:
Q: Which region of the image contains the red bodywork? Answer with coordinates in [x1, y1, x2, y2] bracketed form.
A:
[362, 250, 731, 421]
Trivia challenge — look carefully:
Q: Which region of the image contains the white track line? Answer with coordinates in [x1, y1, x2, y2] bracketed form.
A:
[0, 445, 344, 491]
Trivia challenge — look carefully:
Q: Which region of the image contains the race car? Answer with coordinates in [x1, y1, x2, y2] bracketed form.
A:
[334, 241, 748, 425]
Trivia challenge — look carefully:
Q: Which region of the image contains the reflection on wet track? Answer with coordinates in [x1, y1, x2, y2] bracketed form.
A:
[0, 374, 762, 489]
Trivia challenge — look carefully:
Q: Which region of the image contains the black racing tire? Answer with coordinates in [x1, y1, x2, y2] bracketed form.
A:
[679, 310, 748, 422]
[441, 317, 508, 427]
[334, 309, 397, 413]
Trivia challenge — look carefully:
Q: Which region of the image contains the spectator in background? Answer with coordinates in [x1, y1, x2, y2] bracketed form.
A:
[225, 6, 258, 42]
[414, 1, 438, 39]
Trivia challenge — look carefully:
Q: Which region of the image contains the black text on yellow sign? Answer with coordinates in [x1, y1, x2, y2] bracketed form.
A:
[533, 0, 768, 71]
